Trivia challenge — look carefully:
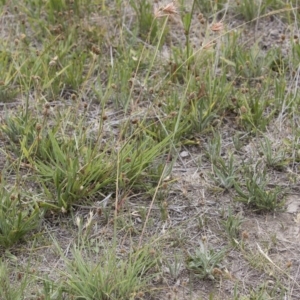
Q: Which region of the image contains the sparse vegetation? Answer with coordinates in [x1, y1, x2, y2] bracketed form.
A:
[0, 0, 299, 298]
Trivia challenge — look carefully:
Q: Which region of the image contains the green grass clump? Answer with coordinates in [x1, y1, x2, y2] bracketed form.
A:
[35, 130, 171, 211]
[0, 182, 39, 248]
[130, 0, 168, 46]
[234, 165, 285, 212]
[221, 208, 243, 247]
[61, 243, 159, 299]
[0, 259, 28, 299]
[186, 241, 227, 280]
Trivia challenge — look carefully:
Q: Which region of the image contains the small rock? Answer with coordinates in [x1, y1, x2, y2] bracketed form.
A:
[180, 151, 189, 158]
[286, 195, 300, 213]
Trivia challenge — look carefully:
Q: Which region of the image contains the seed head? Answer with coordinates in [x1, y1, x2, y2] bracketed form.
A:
[35, 123, 42, 132]
[91, 45, 100, 55]
[242, 230, 249, 240]
[212, 268, 223, 276]
[155, 2, 178, 18]
[211, 22, 224, 32]
[20, 33, 26, 40]
[149, 248, 156, 256]
[76, 216, 81, 227]
[198, 13, 203, 21]
[49, 60, 56, 67]
[43, 108, 50, 117]
[203, 41, 215, 49]
[128, 78, 134, 88]
[136, 292, 144, 298]
[240, 106, 247, 114]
